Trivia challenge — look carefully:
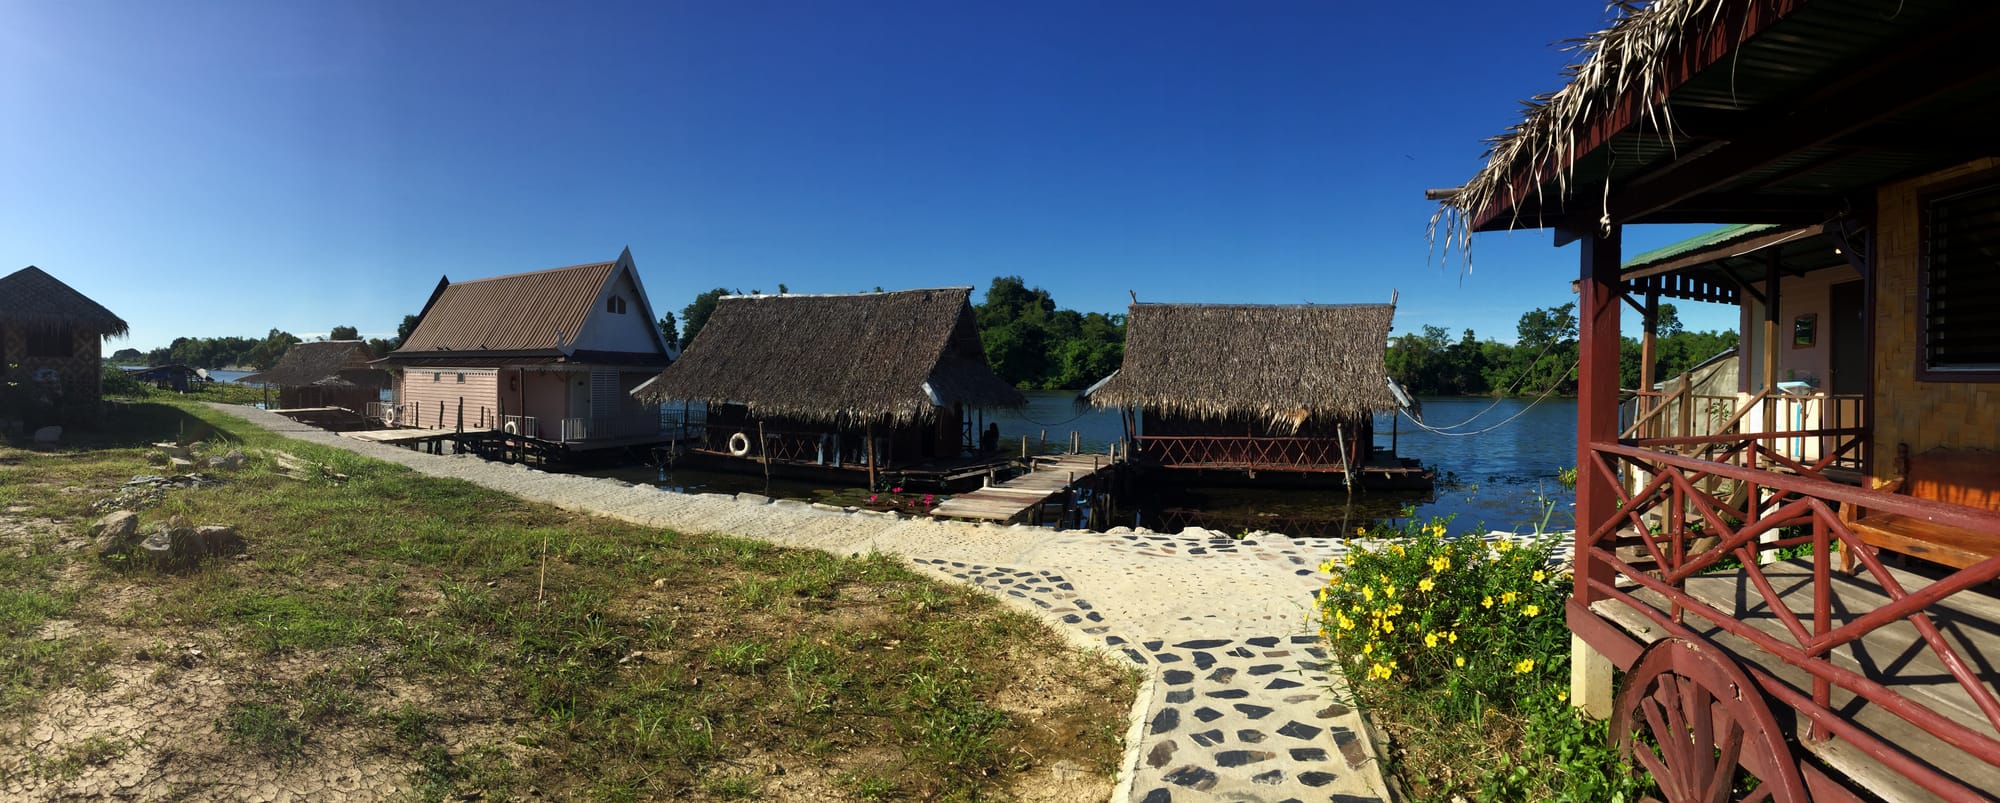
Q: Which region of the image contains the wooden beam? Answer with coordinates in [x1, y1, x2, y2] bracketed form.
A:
[1606, 10, 2000, 223]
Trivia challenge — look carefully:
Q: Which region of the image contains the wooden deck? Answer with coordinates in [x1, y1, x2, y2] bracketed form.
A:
[928, 454, 1119, 524]
[342, 428, 458, 445]
[1597, 558, 2000, 802]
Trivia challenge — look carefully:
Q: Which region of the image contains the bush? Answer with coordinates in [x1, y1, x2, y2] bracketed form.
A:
[1318, 518, 1568, 711]
[1317, 517, 1650, 801]
[101, 365, 149, 398]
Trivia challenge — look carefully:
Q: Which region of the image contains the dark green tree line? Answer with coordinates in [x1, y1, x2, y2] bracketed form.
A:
[1385, 302, 1738, 396]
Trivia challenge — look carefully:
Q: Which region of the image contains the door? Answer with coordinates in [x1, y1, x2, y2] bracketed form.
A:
[569, 375, 591, 440]
[1829, 281, 1865, 395]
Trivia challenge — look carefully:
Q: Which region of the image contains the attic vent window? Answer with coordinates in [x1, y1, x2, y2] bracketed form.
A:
[1922, 182, 2000, 377]
[607, 296, 627, 314]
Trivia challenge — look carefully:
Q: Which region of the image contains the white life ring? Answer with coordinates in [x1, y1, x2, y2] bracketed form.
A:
[503, 421, 519, 435]
[727, 432, 753, 457]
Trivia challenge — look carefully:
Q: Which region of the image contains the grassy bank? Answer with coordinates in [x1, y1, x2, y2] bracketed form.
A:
[1, 399, 1136, 800]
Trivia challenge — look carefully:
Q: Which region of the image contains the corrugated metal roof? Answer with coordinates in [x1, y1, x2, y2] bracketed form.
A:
[1623, 224, 1782, 269]
[393, 261, 616, 355]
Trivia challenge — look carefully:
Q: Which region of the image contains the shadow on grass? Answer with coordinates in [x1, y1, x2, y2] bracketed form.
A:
[42, 401, 258, 450]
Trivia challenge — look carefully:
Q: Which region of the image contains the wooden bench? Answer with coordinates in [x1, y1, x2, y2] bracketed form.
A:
[1840, 444, 2000, 570]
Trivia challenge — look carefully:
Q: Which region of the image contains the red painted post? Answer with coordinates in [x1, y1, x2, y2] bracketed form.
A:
[1572, 223, 1623, 719]
[1576, 224, 1623, 606]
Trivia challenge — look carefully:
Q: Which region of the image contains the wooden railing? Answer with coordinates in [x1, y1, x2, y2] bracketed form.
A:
[1576, 436, 2000, 800]
[557, 412, 661, 443]
[1135, 435, 1361, 473]
[1621, 390, 1867, 472]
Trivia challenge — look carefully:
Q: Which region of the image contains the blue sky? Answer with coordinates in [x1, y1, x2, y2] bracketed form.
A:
[2, 0, 1734, 352]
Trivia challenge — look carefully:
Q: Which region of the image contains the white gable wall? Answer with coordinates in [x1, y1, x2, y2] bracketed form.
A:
[574, 270, 666, 355]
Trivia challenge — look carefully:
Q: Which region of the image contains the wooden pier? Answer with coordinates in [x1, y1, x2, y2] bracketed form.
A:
[928, 453, 1120, 526]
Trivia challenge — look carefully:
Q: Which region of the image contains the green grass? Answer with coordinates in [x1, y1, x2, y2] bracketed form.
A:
[0, 398, 1137, 800]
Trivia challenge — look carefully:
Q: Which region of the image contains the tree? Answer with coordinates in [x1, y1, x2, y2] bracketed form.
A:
[108, 347, 145, 364]
[329, 324, 359, 341]
[244, 329, 301, 370]
[680, 288, 735, 349]
[395, 314, 420, 347]
[657, 313, 679, 349]
[364, 338, 394, 357]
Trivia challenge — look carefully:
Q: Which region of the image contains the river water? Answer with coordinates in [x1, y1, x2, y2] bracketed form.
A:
[593, 391, 1577, 537]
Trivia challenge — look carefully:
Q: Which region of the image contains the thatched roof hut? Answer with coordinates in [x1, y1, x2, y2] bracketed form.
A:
[1084, 303, 1398, 428]
[633, 288, 1023, 426]
[0, 266, 129, 337]
[240, 341, 387, 389]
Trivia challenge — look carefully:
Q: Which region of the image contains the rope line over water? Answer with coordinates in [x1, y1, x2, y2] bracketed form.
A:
[1400, 358, 1578, 438]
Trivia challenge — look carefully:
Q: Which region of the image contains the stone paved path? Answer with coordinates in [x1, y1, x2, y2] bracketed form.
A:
[217, 405, 1569, 802]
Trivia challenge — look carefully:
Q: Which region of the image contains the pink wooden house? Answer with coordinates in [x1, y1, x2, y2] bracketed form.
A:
[375, 249, 674, 451]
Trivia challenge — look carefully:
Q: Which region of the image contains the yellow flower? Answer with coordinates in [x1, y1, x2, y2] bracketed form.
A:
[1430, 555, 1451, 573]
[1532, 569, 1547, 583]
[1514, 658, 1535, 674]
[1417, 577, 1435, 593]
[1557, 688, 1569, 702]
[1522, 604, 1541, 618]
[1481, 595, 1494, 609]
[1384, 584, 1399, 600]
[1501, 590, 1519, 605]
[1362, 586, 1375, 603]
[1495, 540, 1513, 553]
[1354, 527, 1365, 536]
[1379, 618, 1394, 634]
[1454, 656, 1466, 668]
[1362, 641, 1375, 655]
[1389, 544, 1405, 557]
[1337, 612, 1355, 631]
[1367, 662, 1393, 681]
[1447, 631, 1459, 644]
[1422, 632, 1440, 649]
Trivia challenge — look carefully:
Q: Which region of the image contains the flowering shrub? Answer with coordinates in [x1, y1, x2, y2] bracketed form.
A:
[1316, 516, 1569, 715]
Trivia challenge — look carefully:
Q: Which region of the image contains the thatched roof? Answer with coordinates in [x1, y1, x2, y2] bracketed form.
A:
[1430, 0, 1788, 259]
[632, 288, 1024, 426]
[240, 341, 389, 389]
[0, 266, 129, 337]
[1085, 303, 1398, 427]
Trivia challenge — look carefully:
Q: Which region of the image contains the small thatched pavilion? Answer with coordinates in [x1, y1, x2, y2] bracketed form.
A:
[1084, 302, 1419, 485]
[632, 287, 1024, 485]
[0, 266, 129, 421]
[240, 340, 389, 412]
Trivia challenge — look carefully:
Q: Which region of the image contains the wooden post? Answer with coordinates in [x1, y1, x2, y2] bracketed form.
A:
[1640, 290, 1659, 432]
[457, 398, 464, 433]
[866, 422, 878, 491]
[1571, 222, 1622, 720]
[1021, 435, 1028, 458]
[759, 420, 771, 493]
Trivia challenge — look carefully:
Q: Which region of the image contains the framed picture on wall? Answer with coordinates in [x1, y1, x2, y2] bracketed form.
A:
[1793, 313, 1817, 348]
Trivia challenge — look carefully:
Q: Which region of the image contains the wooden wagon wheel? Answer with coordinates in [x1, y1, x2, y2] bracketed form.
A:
[1613, 638, 1806, 803]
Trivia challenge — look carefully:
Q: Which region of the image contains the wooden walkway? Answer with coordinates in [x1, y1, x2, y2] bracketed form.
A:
[341, 428, 461, 445]
[928, 453, 1119, 524]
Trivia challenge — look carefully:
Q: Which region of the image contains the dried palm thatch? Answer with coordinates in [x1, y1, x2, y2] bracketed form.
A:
[240, 341, 388, 389]
[1431, 0, 1762, 265]
[632, 288, 1024, 426]
[0, 266, 129, 337]
[1085, 303, 1398, 430]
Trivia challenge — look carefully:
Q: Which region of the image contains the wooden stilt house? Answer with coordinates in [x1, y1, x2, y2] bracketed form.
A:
[631, 288, 1024, 488]
[1081, 302, 1426, 488]
[1433, 1, 2000, 798]
[375, 249, 675, 453]
[238, 340, 388, 412]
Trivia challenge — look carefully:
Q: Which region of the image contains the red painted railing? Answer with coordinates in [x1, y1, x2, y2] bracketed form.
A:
[1576, 431, 2000, 800]
[1136, 435, 1360, 472]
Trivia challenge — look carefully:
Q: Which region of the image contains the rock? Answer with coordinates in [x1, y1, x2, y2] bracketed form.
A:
[138, 523, 247, 570]
[734, 493, 772, 505]
[193, 525, 246, 557]
[92, 511, 142, 556]
[145, 451, 170, 466]
[32, 425, 61, 444]
[206, 449, 247, 471]
[153, 442, 189, 458]
[127, 474, 168, 486]
[168, 457, 195, 471]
